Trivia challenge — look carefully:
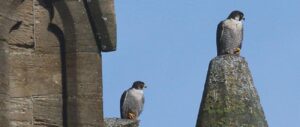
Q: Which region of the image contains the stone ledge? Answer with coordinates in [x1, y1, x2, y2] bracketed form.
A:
[104, 118, 139, 127]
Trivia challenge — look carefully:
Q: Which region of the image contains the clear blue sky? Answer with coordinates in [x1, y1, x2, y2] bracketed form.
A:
[103, 0, 300, 127]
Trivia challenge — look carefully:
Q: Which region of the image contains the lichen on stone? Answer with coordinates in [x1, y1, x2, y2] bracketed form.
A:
[196, 55, 268, 127]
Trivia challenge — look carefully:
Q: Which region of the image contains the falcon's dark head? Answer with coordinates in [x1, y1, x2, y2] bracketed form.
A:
[227, 10, 245, 21]
[131, 81, 147, 90]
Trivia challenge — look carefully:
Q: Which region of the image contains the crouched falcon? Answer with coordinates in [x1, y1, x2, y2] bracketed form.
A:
[217, 10, 245, 56]
[120, 81, 146, 120]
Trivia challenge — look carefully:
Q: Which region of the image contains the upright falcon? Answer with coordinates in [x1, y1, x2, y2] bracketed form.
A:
[120, 81, 146, 120]
[217, 10, 245, 56]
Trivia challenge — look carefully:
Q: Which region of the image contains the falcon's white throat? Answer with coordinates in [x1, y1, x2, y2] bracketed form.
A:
[132, 89, 143, 94]
[234, 16, 240, 21]
[230, 18, 242, 23]
[129, 89, 144, 100]
[229, 18, 243, 29]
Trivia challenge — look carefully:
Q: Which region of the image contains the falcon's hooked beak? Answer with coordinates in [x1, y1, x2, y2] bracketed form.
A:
[144, 85, 147, 89]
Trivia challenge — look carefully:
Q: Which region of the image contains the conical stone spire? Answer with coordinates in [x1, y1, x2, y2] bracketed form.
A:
[196, 55, 268, 127]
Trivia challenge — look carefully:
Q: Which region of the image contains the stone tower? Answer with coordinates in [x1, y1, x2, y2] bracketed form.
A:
[0, 0, 116, 126]
[196, 55, 268, 127]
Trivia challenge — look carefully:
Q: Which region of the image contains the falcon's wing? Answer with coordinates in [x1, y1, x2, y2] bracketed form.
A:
[216, 21, 224, 54]
[120, 90, 128, 118]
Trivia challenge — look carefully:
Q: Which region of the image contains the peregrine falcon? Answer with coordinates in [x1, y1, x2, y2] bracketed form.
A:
[217, 10, 245, 56]
[120, 81, 146, 120]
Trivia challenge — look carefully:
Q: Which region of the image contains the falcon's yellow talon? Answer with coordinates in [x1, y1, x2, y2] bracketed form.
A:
[234, 48, 241, 54]
[128, 112, 136, 119]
